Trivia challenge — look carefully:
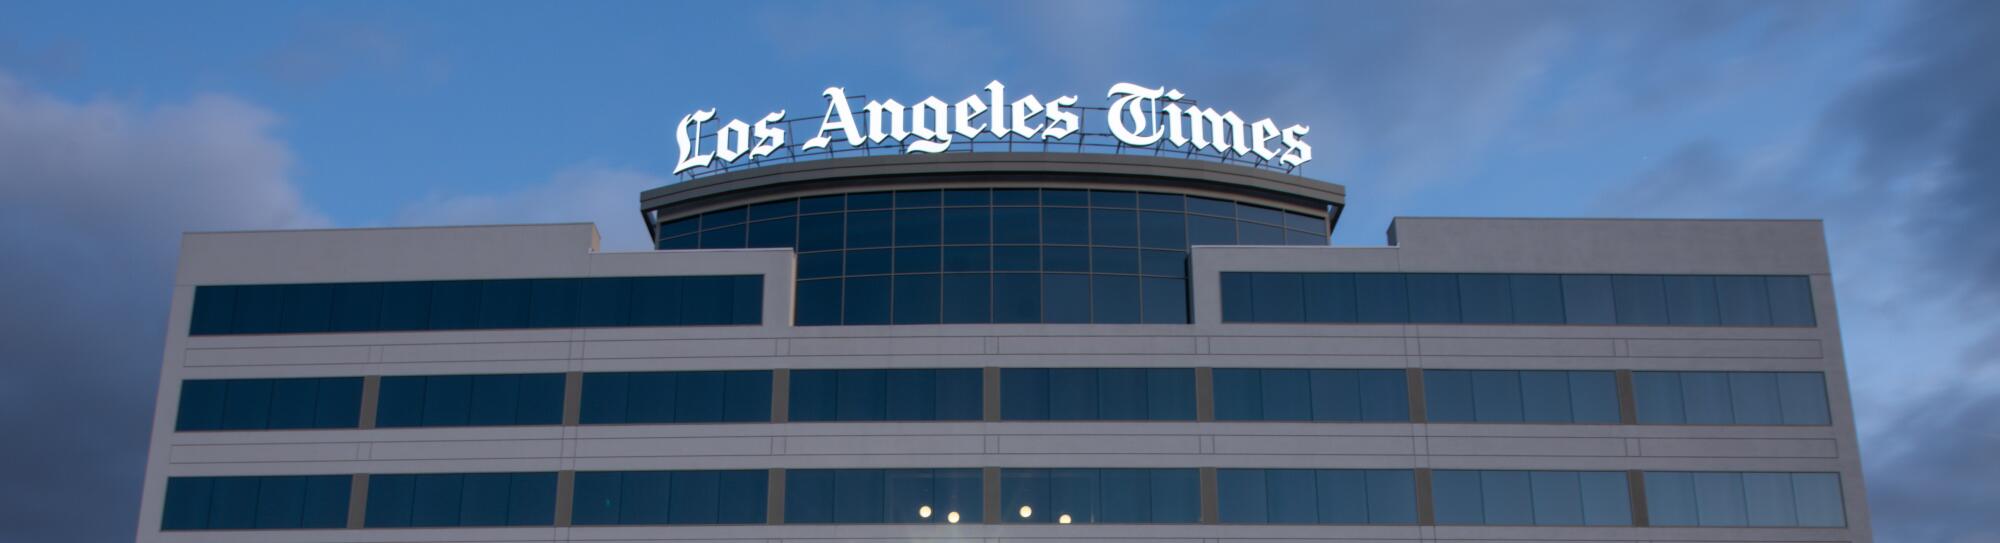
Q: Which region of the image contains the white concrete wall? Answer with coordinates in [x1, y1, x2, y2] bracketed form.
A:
[137, 219, 1871, 543]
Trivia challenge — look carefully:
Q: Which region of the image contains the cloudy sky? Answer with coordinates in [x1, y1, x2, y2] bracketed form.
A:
[2, 1, 1995, 541]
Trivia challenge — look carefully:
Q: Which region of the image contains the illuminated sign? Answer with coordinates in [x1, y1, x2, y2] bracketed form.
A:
[673, 81, 1312, 175]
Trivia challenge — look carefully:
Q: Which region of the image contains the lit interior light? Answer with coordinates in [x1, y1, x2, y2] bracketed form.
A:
[1058, 514, 1072, 524]
[947, 511, 960, 524]
[919, 505, 932, 518]
[1019, 505, 1033, 518]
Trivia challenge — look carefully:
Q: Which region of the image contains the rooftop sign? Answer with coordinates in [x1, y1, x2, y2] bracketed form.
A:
[672, 81, 1312, 178]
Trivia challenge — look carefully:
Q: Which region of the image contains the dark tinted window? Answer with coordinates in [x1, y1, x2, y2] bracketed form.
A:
[1216, 369, 1408, 422]
[1425, 370, 1618, 424]
[1219, 469, 1416, 524]
[192, 276, 760, 335]
[1002, 468, 1197, 524]
[1433, 470, 1630, 526]
[572, 470, 766, 525]
[790, 369, 980, 422]
[161, 475, 350, 530]
[365, 472, 555, 527]
[1634, 371, 1830, 425]
[1646, 472, 1843, 527]
[377, 374, 562, 428]
[177, 377, 361, 431]
[786, 469, 981, 524]
[1002, 368, 1193, 421]
[580, 371, 770, 424]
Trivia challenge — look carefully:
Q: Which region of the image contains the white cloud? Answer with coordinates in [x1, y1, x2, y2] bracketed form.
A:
[0, 70, 321, 541]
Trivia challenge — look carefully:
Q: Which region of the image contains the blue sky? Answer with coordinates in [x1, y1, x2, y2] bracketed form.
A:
[2, 1, 1997, 541]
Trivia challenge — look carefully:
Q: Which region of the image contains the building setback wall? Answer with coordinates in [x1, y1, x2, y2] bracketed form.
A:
[137, 218, 1870, 542]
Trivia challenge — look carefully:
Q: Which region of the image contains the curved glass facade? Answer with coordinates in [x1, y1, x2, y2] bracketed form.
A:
[656, 188, 1329, 325]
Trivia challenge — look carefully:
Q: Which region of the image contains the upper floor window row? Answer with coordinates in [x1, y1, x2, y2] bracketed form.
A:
[1218, 469, 1417, 525]
[1645, 472, 1844, 527]
[1001, 368, 1195, 421]
[176, 377, 361, 431]
[786, 468, 984, 524]
[1214, 368, 1410, 422]
[790, 368, 982, 422]
[364, 472, 557, 528]
[188, 275, 761, 336]
[161, 475, 350, 531]
[582, 371, 772, 425]
[657, 188, 1329, 251]
[1424, 370, 1620, 424]
[376, 373, 565, 428]
[1635, 371, 1830, 426]
[1222, 273, 1814, 327]
[573, 470, 768, 526]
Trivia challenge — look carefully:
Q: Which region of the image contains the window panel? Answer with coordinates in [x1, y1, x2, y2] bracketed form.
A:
[669, 471, 720, 524]
[847, 211, 892, 248]
[1265, 469, 1318, 523]
[1139, 211, 1186, 249]
[943, 189, 990, 206]
[1309, 370, 1361, 421]
[836, 369, 887, 421]
[1042, 189, 1087, 206]
[175, 380, 227, 431]
[1366, 470, 1418, 524]
[784, 470, 835, 523]
[1048, 467, 1096, 523]
[1529, 471, 1583, 525]
[941, 208, 990, 245]
[1406, 273, 1461, 323]
[1424, 370, 1475, 422]
[1663, 275, 1721, 325]
[1612, 275, 1669, 325]
[1693, 472, 1749, 526]
[1645, 472, 1698, 526]
[1043, 273, 1091, 323]
[1043, 208, 1089, 244]
[252, 476, 307, 529]
[941, 273, 991, 323]
[571, 472, 622, 525]
[1092, 275, 1141, 324]
[1187, 215, 1236, 245]
[1001, 469, 1050, 523]
[1095, 368, 1148, 420]
[747, 218, 796, 248]
[1744, 473, 1798, 527]
[1137, 193, 1184, 211]
[1777, 372, 1831, 425]
[1150, 469, 1201, 522]
[1680, 372, 1735, 424]
[1716, 276, 1773, 325]
[1767, 276, 1816, 326]
[885, 370, 937, 421]
[1260, 369, 1312, 421]
[1509, 274, 1566, 324]
[1213, 368, 1262, 420]
[935, 369, 984, 421]
[1480, 471, 1534, 525]
[1091, 209, 1138, 246]
[626, 371, 678, 423]
[992, 207, 1040, 244]
[1097, 469, 1151, 523]
[408, 474, 463, 527]
[1359, 370, 1412, 421]
[1043, 246, 1088, 272]
[833, 470, 886, 523]
[1430, 470, 1483, 525]
[716, 470, 768, 524]
[1249, 272, 1305, 322]
[1218, 469, 1267, 523]
[1091, 247, 1138, 274]
[220, 379, 273, 430]
[1457, 274, 1513, 323]
[1302, 273, 1358, 323]
[1729, 372, 1784, 424]
[458, 473, 512, 526]
[1047, 368, 1099, 420]
[698, 225, 747, 248]
[1471, 371, 1524, 422]
[1634, 372, 1685, 424]
[795, 278, 841, 326]
[892, 274, 941, 324]
[202, 477, 260, 529]
[1355, 273, 1410, 322]
[723, 371, 772, 422]
[1141, 277, 1189, 324]
[1519, 371, 1573, 423]
[1792, 473, 1846, 527]
[1239, 222, 1285, 244]
[1568, 371, 1621, 424]
[798, 214, 845, 251]
[419, 376, 472, 426]
[749, 199, 798, 220]
[894, 209, 941, 246]
[896, 190, 940, 208]
[1561, 275, 1616, 325]
[992, 188, 1038, 206]
[1315, 470, 1368, 524]
[1578, 472, 1632, 526]
[615, 471, 671, 524]
[992, 273, 1040, 323]
[842, 276, 891, 325]
[364, 474, 416, 527]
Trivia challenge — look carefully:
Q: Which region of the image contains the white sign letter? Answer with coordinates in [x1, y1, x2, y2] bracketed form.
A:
[804, 87, 862, 150]
[1106, 83, 1166, 146]
[672, 108, 716, 174]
